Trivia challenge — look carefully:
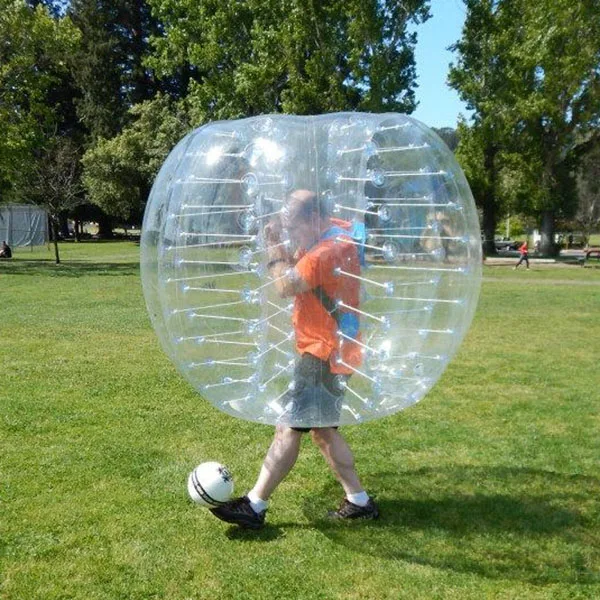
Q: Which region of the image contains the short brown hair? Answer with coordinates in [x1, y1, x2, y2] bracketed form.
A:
[288, 189, 330, 222]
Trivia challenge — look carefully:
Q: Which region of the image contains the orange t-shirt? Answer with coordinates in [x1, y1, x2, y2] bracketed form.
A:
[293, 222, 363, 375]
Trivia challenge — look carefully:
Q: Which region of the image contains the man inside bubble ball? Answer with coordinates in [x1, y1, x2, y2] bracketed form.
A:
[210, 189, 379, 529]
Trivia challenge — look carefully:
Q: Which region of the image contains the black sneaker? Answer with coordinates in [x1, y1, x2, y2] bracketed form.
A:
[209, 496, 266, 529]
[328, 497, 379, 520]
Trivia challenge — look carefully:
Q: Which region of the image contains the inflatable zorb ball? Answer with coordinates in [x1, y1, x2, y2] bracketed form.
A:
[141, 113, 481, 428]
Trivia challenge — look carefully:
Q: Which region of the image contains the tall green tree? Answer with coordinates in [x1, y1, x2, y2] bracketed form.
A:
[148, 0, 430, 122]
[453, 119, 502, 253]
[508, 0, 600, 254]
[68, 0, 162, 140]
[82, 0, 430, 221]
[450, 0, 600, 255]
[82, 94, 189, 222]
[68, 0, 178, 233]
[0, 0, 80, 202]
[575, 135, 600, 242]
[448, 0, 528, 254]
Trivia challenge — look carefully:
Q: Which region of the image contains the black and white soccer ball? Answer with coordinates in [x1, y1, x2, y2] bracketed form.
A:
[187, 462, 234, 507]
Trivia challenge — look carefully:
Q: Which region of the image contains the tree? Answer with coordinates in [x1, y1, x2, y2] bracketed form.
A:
[28, 136, 83, 263]
[433, 127, 459, 152]
[448, 0, 528, 255]
[0, 0, 80, 202]
[508, 0, 600, 254]
[69, 0, 190, 230]
[453, 119, 504, 253]
[68, 0, 163, 140]
[147, 0, 430, 122]
[80, 0, 430, 223]
[82, 94, 189, 222]
[575, 135, 600, 242]
[449, 0, 600, 256]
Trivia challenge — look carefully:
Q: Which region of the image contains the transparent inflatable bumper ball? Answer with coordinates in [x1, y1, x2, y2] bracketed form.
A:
[141, 113, 482, 428]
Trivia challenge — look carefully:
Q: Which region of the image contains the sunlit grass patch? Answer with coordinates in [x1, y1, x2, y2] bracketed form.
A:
[1, 243, 599, 599]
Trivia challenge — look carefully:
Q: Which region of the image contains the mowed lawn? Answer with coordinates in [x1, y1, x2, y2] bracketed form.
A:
[1, 242, 599, 600]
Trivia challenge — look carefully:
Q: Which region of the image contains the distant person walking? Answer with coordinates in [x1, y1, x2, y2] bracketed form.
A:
[514, 241, 529, 270]
[0, 241, 12, 259]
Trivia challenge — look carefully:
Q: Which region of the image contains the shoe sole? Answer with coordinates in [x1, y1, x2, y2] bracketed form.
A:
[210, 510, 264, 529]
[327, 511, 379, 520]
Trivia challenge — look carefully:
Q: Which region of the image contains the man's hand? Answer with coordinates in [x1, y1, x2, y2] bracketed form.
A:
[261, 213, 306, 297]
[264, 214, 283, 246]
[264, 212, 293, 266]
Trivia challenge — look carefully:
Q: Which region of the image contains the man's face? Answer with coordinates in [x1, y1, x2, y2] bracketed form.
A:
[284, 197, 318, 250]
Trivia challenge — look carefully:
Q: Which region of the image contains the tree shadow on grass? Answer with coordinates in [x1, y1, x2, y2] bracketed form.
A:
[304, 466, 600, 585]
[0, 260, 139, 277]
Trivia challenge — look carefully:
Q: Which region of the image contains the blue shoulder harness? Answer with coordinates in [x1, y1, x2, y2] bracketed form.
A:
[313, 220, 366, 340]
[320, 221, 366, 266]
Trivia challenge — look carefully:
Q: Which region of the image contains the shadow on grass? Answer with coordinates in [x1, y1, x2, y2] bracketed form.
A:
[303, 466, 600, 585]
[225, 524, 285, 542]
[0, 260, 139, 277]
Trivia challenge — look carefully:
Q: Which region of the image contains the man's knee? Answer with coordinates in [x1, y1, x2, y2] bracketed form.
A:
[310, 427, 337, 449]
[274, 425, 302, 446]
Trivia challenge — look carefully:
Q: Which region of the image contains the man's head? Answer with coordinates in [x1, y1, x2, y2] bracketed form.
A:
[284, 190, 331, 250]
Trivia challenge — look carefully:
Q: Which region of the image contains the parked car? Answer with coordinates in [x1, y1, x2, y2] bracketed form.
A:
[494, 238, 520, 252]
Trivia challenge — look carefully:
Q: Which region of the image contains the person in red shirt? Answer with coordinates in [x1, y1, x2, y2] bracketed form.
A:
[514, 240, 530, 270]
[210, 190, 378, 528]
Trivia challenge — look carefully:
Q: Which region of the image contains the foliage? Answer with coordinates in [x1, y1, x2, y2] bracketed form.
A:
[82, 95, 189, 221]
[1, 242, 600, 598]
[449, 0, 600, 255]
[454, 120, 490, 206]
[67, 0, 163, 140]
[28, 135, 84, 219]
[0, 0, 80, 201]
[448, 0, 521, 253]
[575, 135, 600, 236]
[494, 213, 533, 239]
[432, 127, 458, 152]
[79, 0, 431, 222]
[502, 0, 599, 216]
[147, 0, 430, 123]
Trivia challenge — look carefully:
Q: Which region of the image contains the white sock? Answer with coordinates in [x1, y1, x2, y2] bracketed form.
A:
[247, 490, 269, 513]
[347, 491, 369, 507]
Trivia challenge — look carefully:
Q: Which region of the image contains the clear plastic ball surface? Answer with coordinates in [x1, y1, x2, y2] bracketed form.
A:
[141, 113, 482, 428]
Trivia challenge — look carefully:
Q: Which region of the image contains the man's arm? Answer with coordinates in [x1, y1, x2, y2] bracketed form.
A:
[263, 214, 311, 297]
[266, 250, 310, 298]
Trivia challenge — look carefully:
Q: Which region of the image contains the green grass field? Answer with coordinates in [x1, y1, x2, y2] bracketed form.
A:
[1, 242, 599, 599]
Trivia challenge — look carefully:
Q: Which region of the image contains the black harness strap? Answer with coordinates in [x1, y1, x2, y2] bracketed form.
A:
[313, 285, 340, 326]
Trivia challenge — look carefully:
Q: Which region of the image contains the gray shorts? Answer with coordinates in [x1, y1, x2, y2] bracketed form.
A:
[279, 353, 348, 431]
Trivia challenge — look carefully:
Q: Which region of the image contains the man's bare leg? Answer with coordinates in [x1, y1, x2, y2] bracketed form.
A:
[210, 426, 302, 527]
[251, 425, 303, 501]
[310, 427, 363, 495]
[311, 427, 378, 518]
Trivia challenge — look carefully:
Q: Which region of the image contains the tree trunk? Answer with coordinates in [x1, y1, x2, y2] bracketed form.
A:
[97, 214, 114, 239]
[59, 213, 70, 239]
[540, 210, 557, 256]
[52, 220, 61, 264]
[481, 191, 497, 255]
[481, 144, 498, 256]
